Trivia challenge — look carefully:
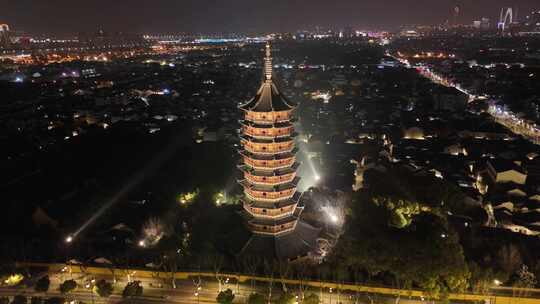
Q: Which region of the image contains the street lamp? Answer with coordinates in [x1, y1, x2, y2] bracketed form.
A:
[85, 279, 95, 304]
[194, 290, 200, 304]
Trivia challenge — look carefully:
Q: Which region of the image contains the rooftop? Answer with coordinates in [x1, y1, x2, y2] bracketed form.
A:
[239, 43, 295, 112]
[239, 220, 320, 261]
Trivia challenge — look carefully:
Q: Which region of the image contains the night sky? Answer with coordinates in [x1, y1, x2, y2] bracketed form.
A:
[0, 0, 538, 34]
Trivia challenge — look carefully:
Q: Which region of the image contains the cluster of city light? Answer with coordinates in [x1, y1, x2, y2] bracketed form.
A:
[213, 191, 227, 206]
[177, 190, 199, 205]
[411, 52, 456, 59]
[488, 103, 540, 144]
[4, 274, 24, 286]
[311, 91, 332, 103]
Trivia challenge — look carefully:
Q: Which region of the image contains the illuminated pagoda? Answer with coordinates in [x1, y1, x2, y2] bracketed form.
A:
[238, 42, 319, 260]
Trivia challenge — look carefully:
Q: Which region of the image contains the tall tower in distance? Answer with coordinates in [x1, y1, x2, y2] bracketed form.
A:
[453, 4, 461, 26]
[0, 24, 11, 48]
[238, 42, 319, 260]
[498, 7, 514, 31]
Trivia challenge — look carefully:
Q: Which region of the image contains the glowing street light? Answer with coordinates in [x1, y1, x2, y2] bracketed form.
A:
[65, 235, 73, 243]
[314, 174, 321, 181]
[194, 287, 201, 304]
[138, 240, 146, 247]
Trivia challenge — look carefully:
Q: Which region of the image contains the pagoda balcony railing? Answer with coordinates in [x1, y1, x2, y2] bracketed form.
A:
[244, 111, 292, 125]
[243, 204, 296, 219]
[243, 118, 291, 125]
[243, 126, 294, 139]
[243, 142, 295, 154]
[244, 172, 296, 186]
[248, 221, 297, 235]
[244, 188, 296, 202]
[243, 157, 296, 170]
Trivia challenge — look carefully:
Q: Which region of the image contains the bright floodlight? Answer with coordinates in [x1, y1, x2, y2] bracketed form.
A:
[138, 240, 146, 247]
[329, 214, 338, 223]
[65, 235, 73, 243]
[314, 174, 321, 181]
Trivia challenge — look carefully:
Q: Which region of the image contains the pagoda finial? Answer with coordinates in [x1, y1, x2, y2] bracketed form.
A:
[264, 41, 272, 82]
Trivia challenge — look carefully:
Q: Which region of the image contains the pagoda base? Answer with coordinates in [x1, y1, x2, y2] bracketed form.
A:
[238, 220, 321, 261]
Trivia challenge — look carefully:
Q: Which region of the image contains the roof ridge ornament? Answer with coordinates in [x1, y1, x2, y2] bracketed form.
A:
[264, 41, 272, 82]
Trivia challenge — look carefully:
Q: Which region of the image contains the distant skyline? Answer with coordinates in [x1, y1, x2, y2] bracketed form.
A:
[0, 0, 538, 34]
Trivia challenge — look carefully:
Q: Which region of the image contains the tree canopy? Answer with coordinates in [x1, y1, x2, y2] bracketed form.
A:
[274, 293, 296, 304]
[11, 295, 27, 304]
[247, 293, 266, 304]
[330, 190, 470, 299]
[34, 276, 50, 293]
[303, 293, 320, 304]
[216, 289, 235, 304]
[94, 279, 113, 297]
[59, 280, 77, 294]
[122, 281, 143, 298]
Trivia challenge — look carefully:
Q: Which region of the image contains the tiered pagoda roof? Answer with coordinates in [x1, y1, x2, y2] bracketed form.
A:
[239, 81, 295, 112]
[239, 43, 295, 113]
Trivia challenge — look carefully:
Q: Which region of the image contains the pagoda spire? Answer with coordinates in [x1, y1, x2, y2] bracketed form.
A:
[264, 42, 272, 82]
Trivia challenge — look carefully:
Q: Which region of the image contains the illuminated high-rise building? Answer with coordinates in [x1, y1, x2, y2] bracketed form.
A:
[498, 7, 514, 31]
[238, 42, 319, 260]
[0, 24, 11, 48]
[453, 4, 461, 26]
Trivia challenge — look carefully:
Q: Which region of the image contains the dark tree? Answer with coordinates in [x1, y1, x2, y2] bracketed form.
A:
[43, 298, 64, 304]
[30, 298, 43, 304]
[330, 191, 470, 300]
[122, 281, 143, 298]
[275, 293, 295, 304]
[10, 295, 27, 304]
[94, 279, 113, 297]
[303, 294, 320, 304]
[59, 280, 77, 294]
[34, 276, 50, 293]
[216, 289, 235, 304]
[247, 293, 265, 304]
